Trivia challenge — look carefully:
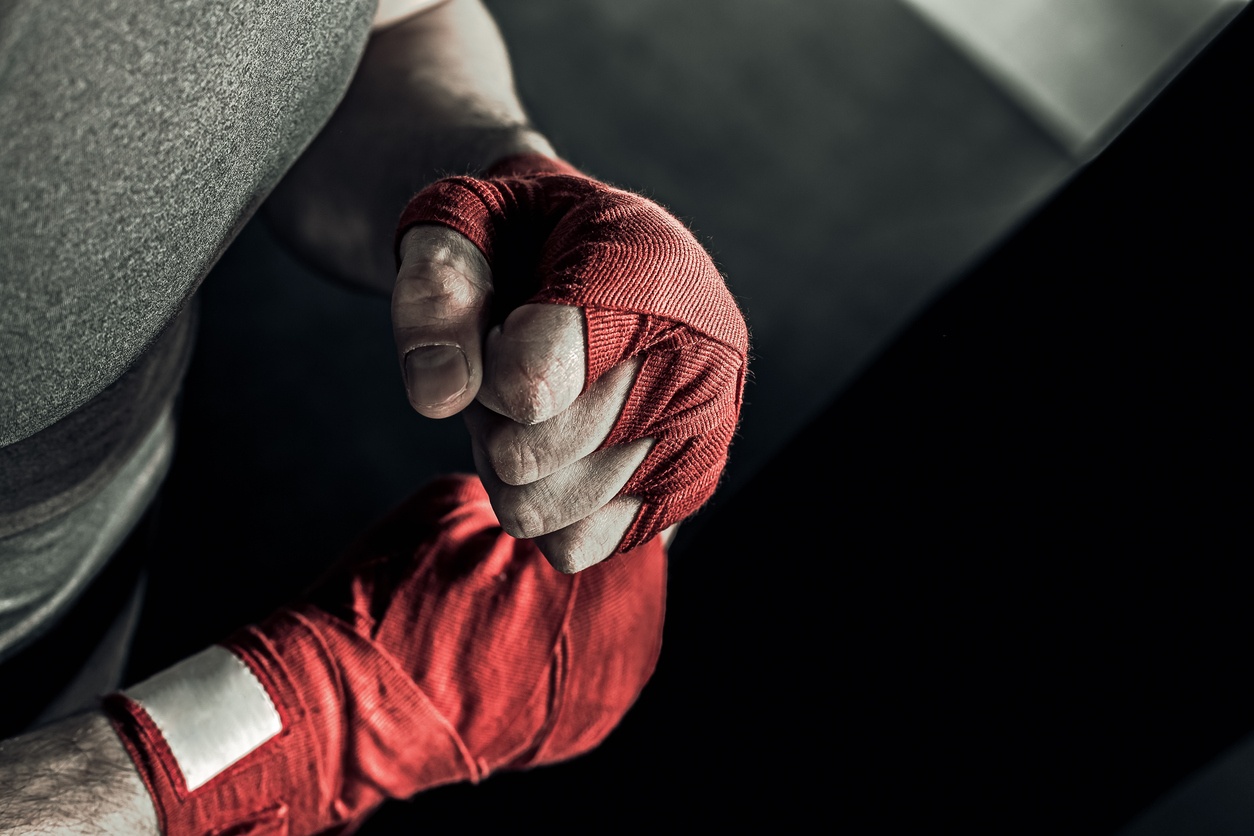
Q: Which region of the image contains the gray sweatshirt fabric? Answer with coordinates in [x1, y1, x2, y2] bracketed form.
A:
[0, 0, 377, 661]
[0, 0, 375, 445]
[0, 303, 197, 538]
[0, 402, 174, 665]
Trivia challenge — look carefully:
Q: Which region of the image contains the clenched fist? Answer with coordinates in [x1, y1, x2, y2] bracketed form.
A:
[393, 154, 749, 572]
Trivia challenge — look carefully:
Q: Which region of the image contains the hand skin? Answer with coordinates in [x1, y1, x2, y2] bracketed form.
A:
[265, 0, 670, 573]
[393, 226, 658, 573]
[264, 0, 556, 294]
[0, 712, 159, 836]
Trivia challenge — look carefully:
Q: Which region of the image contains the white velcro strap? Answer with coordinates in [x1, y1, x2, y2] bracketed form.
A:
[124, 645, 283, 791]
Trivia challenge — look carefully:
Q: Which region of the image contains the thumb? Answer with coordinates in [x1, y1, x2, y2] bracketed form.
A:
[392, 225, 494, 419]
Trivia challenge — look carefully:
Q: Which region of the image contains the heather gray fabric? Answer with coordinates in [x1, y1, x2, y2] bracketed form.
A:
[0, 402, 174, 664]
[0, 0, 377, 446]
[0, 0, 378, 672]
[0, 302, 197, 538]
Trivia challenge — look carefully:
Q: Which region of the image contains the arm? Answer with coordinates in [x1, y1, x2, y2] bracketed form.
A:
[263, 0, 554, 293]
[0, 713, 158, 836]
[267, 0, 747, 573]
[1, 476, 664, 836]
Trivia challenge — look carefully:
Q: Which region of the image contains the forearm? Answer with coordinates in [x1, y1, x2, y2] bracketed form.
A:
[264, 0, 555, 293]
[0, 712, 158, 836]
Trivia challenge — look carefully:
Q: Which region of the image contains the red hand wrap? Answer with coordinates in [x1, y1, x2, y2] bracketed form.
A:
[395, 154, 750, 551]
[105, 475, 666, 836]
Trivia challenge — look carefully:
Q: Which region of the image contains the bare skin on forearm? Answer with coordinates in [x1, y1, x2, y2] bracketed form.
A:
[0, 712, 158, 836]
[264, 0, 555, 293]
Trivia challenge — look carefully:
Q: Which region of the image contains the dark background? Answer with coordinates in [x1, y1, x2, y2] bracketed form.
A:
[123, 3, 1251, 834]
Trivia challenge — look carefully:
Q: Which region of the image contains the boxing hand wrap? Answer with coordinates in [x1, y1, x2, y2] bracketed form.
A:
[104, 474, 666, 836]
[395, 154, 750, 552]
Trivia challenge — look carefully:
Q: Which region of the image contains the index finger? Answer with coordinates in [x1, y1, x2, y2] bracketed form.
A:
[477, 303, 587, 425]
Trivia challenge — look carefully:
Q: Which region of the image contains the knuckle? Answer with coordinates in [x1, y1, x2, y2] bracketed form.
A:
[496, 493, 550, 540]
[540, 532, 591, 575]
[494, 363, 563, 426]
[486, 425, 544, 486]
[544, 545, 584, 575]
[395, 261, 487, 312]
[538, 521, 614, 575]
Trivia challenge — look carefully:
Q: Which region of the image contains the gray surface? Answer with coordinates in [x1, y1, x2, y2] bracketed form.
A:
[0, 0, 376, 445]
[1119, 734, 1254, 836]
[902, 0, 1247, 156]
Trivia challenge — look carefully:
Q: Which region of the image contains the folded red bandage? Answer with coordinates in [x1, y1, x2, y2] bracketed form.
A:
[395, 154, 750, 552]
[104, 474, 666, 836]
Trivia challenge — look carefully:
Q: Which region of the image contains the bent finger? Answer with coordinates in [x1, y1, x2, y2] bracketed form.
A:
[477, 303, 586, 425]
[472, 434, 651, 542]
[534, 496, 647, 573]
[464, 358, 640, 486]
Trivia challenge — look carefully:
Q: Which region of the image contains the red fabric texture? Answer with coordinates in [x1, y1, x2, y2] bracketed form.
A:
[395, 154, 750, 551]
[105, 474, 666, 836]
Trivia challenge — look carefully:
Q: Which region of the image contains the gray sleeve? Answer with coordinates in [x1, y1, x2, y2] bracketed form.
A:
[0, 0, 377, 446]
